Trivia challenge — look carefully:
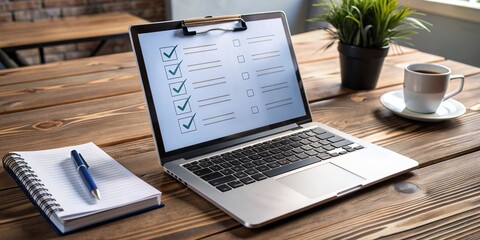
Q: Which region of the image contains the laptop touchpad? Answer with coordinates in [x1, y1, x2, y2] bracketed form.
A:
[276, 163, 365, 199]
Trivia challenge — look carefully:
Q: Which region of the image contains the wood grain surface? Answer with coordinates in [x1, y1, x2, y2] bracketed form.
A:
[0, 30, 479, 239]
[0, 13, 148, 48]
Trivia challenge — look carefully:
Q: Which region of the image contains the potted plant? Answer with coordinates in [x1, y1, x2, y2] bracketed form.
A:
[309, 0, 430, 90]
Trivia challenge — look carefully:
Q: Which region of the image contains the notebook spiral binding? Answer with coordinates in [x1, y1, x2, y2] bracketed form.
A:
[2, 153, 64, 217]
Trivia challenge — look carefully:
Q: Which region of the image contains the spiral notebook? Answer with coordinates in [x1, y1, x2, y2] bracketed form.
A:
[2, 142, 163, 234]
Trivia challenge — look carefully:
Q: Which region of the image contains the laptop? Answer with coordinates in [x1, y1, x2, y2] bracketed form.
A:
[129, 11, 418, 227]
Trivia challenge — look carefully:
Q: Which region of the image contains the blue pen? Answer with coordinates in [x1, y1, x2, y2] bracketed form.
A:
[71, 150, 101, 200]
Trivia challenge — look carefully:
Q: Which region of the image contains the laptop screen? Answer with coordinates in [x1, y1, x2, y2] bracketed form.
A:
[131, 12, 311, 158]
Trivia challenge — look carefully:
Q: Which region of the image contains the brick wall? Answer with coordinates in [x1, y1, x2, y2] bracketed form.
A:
[0, 0, 165, 65]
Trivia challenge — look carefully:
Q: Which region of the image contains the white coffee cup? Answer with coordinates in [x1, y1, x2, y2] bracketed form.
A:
[403, 64, 465, 113]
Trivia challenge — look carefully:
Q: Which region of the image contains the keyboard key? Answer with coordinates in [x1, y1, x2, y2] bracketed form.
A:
[251, 173, 267, 181]
[258, 152, 271, 157]
[222, 155, 235, 161]
[286, 156, 300, 162]
[290, 142, 302, 148]
[220, 169, 235, 175]
[319, 140, 330, 145]
[256, 165, 270, 172]
[245, 169, 258, 175]
[242, 162, 255, 169]
[267, 162, 281, 168]
[277, 159, 290, 165]
[323, 145, 335, 151]
[329, 152, 339, 157]
[332, 139, 353, 148]
[232, 166, 246, 172]
[298, 133, 309, 139]
[308, 136, 319, 142]
[318, 154, 332, 160]
[216, 184, 232, 192]
[317, 132, 334, 139]
[301, 145, 313, 151]
[193, 168, 213, 176]
[273, 153, 285, 159]
[310, 142, 322, 148]
[312, 128, 326, 134]
[199, 161, 213, 168]
[248, 154, 262, 160]
[306, 150, 317, 156]
[230, 160, 242, 166]
[300, 139, 311, 145]
[306, 131, 317, 136]
[201, 172, 223, 181]
[327, 136, 345, 143]
[234, 171, 248, 178]
[253, 160, 266, 166]
[240, 177, 255, 184]
[282, 152, 294, 158]
[270, 148, 282, 154]
[209, 175, 236, 186]
[315, 148, 326, 153]
[296, 153, 309, 159]
[263, 157, 322, 177]
[239, 157, 251, 163]
[264, 156, 276, 162]
[220, 162, 233, 168]
[231, 152, 244, 158]
[289, 136, 301, 141]
[292, 148, 304, 154]
[228, 181, 244, 188]
[186, 164, 201, 171]
[243, 150, 256, 156]
[210, 165, 222, 171]
[211, 158, 224, 164]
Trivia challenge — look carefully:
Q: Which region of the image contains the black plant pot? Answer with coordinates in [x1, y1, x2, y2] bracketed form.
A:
[338, 43, 389, 90]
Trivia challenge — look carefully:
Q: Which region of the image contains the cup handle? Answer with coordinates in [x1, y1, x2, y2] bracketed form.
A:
[444, 74, 465, 100]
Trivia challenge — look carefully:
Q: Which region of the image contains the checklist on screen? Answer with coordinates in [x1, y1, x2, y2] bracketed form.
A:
[138, 18, 306, 151]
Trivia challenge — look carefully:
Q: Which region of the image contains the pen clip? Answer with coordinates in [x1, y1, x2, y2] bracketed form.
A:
[79, 153, 89, 169]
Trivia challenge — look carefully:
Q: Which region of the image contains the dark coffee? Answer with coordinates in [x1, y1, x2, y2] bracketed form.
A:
[413, 69, 442, 74]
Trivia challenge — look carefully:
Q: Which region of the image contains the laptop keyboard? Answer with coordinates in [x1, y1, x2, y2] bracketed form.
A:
[182, 127, 363, 192]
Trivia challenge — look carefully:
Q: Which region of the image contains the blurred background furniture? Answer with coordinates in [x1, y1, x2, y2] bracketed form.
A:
[0, 13, 147, 66]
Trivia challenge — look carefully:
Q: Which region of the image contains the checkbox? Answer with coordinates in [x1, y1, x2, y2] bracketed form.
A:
[242, 72, 250, 80]
[160, 45, 178, 62]
[251, 106, 259, 114]
[233, 39, 241, 47]
[164, 61, 183, 80]
[237, 55, 245, 63]
[169, 79, 187, 97]
[178, 114, 197, 133]
[173, 96, 192, 115]
[246, 89, 254, 97]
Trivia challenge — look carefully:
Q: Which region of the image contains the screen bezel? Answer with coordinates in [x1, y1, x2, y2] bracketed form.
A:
[129, 11, 312, 164]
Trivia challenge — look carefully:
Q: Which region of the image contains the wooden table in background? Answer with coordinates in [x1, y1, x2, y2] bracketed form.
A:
[1, 30, 479, 239]
[0, 12, 148, 65]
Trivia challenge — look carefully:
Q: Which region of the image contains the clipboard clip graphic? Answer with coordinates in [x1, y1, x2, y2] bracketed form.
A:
[182, 15, 247, 35]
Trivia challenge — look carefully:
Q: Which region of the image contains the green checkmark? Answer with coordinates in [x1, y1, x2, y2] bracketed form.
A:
[163, 45, 178, 59]
[177, 95, 191, 111]
[173, 79, 187, 93]
[168, 60, 183, 76]
[183, 113, 196, 129]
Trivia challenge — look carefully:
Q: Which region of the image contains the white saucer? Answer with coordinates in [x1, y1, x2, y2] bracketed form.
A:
[380, 90, 466, 122]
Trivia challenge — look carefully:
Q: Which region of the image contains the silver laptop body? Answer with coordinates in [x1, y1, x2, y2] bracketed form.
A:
[129, 11, 418, 228]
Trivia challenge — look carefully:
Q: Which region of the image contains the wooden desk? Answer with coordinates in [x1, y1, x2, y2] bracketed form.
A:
[1, 30, 479, 239]
[0, 13, 148, 65]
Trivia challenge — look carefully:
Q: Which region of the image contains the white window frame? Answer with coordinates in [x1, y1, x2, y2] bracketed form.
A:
[400, 0, 480, 24]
